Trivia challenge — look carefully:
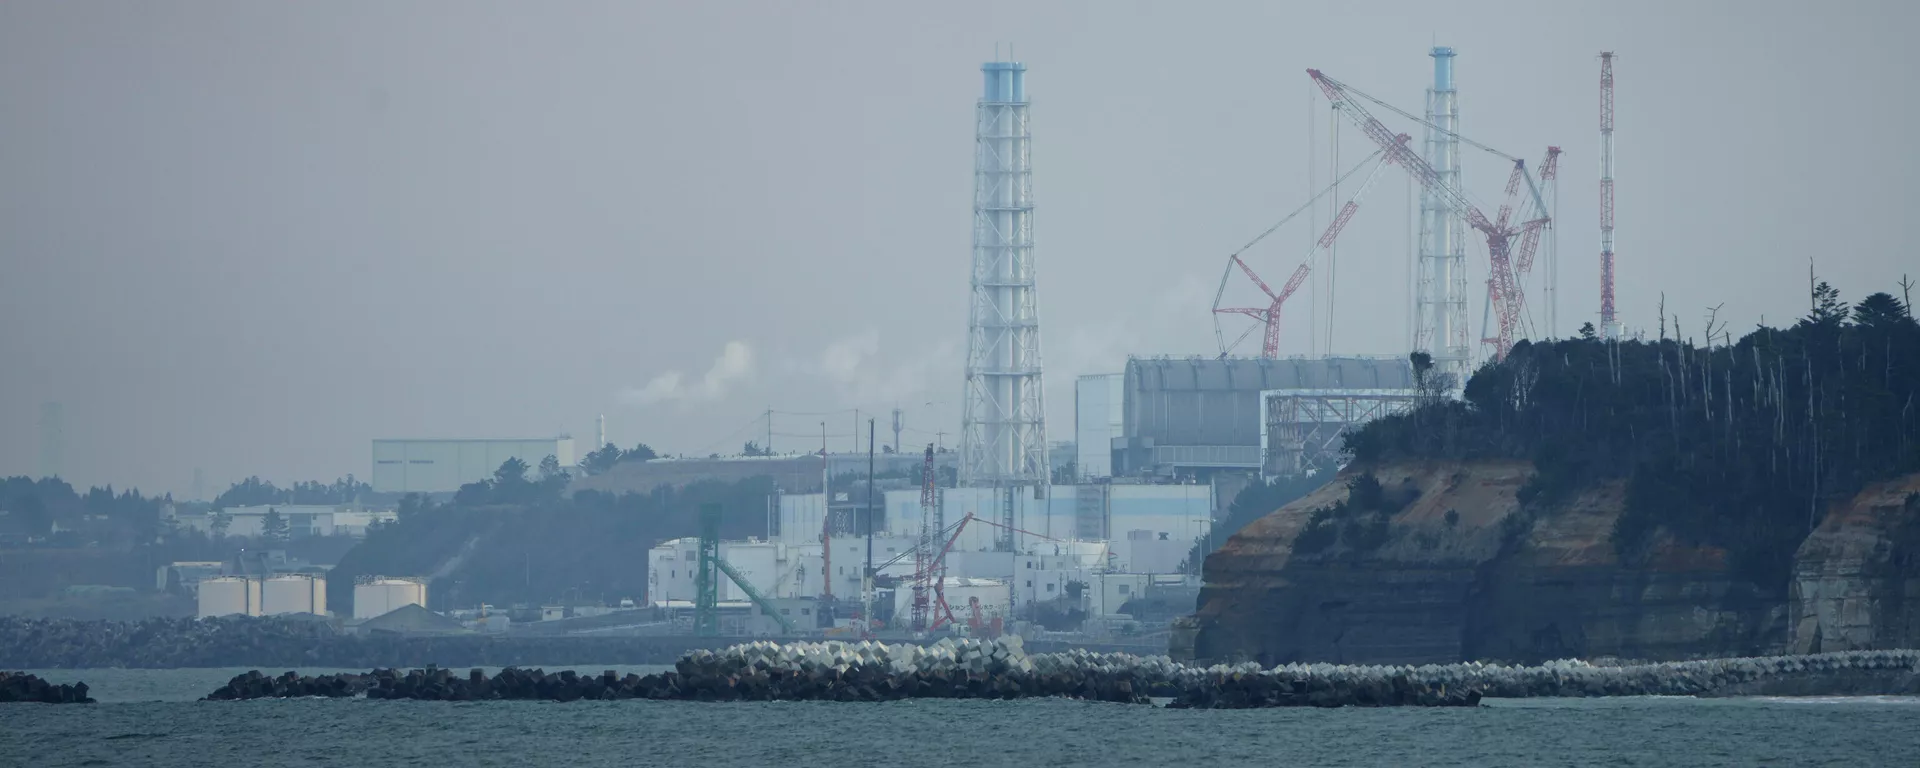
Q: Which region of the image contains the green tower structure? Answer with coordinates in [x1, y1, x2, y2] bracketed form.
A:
[694, 503, 720, 637]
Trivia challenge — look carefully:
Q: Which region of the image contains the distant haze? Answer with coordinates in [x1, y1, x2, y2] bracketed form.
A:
[1, 1, 1912, 495]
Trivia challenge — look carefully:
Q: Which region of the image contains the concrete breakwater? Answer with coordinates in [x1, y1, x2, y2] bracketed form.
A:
[200, 644, 1920, 707]
[1161, 649, 1920, 707]
[205, 638, 1153, 704]
[200, 638, 1470, 707]
[1, 671, 94, 704]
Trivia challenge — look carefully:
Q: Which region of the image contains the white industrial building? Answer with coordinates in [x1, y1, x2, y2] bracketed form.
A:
[261, 575, 326, 616]
[778, 483, 1210, 574]
[197, 576, 263, 618]
[647, 536, 921, 606]
[182, 504, 397, 539]
[371, 437, 576, 494]
[354, 578, 429, 620]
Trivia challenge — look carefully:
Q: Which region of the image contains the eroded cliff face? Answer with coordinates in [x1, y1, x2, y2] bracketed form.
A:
[1789, 476, 1920, 653]
[1189, 461, 1800, 666]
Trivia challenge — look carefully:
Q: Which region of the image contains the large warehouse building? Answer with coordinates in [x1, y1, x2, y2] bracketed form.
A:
[371, 437, 576, 494]
[1112, 356, 1415, 480]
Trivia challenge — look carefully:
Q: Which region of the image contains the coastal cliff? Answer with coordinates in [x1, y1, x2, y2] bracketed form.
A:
[1186, 463, 1920, 666]
[1185, 289, 1918, 665]
[1789, 476, 1920, 653]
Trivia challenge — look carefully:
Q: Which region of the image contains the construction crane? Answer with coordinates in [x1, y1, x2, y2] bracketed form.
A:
[1479, 147, 1560, 350]
[1210, 147, 1385, 357]
[1212, 137, 1407, 358]
[1307, 68, 1550, 361]
[875, 508, 1083, 633]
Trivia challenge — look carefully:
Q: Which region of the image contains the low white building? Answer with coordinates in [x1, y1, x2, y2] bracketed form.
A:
[783, 483, 1210, 574]
[181, 505, 396, 539]
[648, 536, 919, 605]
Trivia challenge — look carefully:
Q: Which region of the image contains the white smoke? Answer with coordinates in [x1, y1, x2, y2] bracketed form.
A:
[621, 340, 755, 405]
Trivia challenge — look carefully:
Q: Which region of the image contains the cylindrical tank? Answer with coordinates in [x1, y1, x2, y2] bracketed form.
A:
[197, 577, 262, 618]
[354, 578, 428, 620]
[262, 575, 326, 615]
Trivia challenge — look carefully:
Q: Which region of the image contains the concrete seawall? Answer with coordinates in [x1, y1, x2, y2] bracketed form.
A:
[195, 640, 1920, 708]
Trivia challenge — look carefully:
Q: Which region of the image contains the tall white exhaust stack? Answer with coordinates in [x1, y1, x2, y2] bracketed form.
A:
[960, 58, 1048, 550]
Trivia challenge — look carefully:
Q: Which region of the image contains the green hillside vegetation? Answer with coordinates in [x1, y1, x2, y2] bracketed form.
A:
[326, 457, 780, 613]
[1343, 279, 1920, 588]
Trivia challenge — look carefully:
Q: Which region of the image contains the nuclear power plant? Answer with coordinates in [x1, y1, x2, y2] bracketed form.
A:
[138, 45, 1612, 643]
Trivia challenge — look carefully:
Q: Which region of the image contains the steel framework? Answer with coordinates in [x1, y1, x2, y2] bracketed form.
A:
[1417, 47, 1471, 382]
[694, 503, 720, 637]
[961, 60, 1050, 495]
[911, 445, 936, 632]
[1259, 389, 1418, 477]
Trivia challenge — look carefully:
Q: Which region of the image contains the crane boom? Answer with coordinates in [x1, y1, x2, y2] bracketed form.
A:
[1213, 142, 1402, 358]
[1309, 68, 1551, 360]
[1211, 147, 1387, 356]
[715, 555, 799, 635]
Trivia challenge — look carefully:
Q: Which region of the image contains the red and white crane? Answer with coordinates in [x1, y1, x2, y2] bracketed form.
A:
[1307, 68, 1551, 361]
[1211, 138, 1406, 358]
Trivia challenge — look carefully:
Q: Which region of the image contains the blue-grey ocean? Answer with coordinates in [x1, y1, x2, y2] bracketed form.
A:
[6, 667, 1919, 767]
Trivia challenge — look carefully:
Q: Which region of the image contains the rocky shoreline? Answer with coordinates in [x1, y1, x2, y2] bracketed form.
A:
[194, 640, 1920, 708]
[0, 671, 94, 704]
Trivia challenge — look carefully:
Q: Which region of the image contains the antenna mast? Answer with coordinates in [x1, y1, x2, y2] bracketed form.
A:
[1599, 52, 1619, 339]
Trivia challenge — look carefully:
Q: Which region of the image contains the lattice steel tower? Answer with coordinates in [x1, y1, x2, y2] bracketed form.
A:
[1415, 46, 1471, 385]
[960, 60, 1049, 499]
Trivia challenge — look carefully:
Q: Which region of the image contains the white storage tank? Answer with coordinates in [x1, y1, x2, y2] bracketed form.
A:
[354, 578, 428, 620]
[262, 574, 326, 616]
[197, 577, 262, 618]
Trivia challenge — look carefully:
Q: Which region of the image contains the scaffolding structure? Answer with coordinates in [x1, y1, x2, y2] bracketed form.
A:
[1259, 388, 1418, 478]
[1599, 52, 1620, 339]
[1415, 46, 1472, 383]
[960, 59, 1049, 547]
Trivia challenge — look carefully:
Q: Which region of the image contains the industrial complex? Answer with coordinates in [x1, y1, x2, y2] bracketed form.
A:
[161, 45, 1618, 647]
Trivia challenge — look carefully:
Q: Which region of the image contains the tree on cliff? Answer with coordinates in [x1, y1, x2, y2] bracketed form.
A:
[1343, 275, 1920, 588]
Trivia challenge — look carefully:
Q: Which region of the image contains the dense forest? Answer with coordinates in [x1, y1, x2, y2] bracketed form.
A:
[212, 476, 372, 508]
[0, 477, 172, 547]
[1344, 279, 1920, 587]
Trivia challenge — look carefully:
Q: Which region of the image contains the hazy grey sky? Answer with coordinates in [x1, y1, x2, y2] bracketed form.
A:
[2, 1, 1913, 496]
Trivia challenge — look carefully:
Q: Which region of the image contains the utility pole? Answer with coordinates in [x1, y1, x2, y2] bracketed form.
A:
[820, 421, 830, 601]
[864, 418, 876, 636]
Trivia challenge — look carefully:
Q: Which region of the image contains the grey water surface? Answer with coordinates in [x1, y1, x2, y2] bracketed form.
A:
[5, 668, 1918, 767]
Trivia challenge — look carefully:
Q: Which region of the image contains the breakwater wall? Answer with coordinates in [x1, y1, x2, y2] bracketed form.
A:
[1, 671, 93, 704]
[199, 641, 1920, 708]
